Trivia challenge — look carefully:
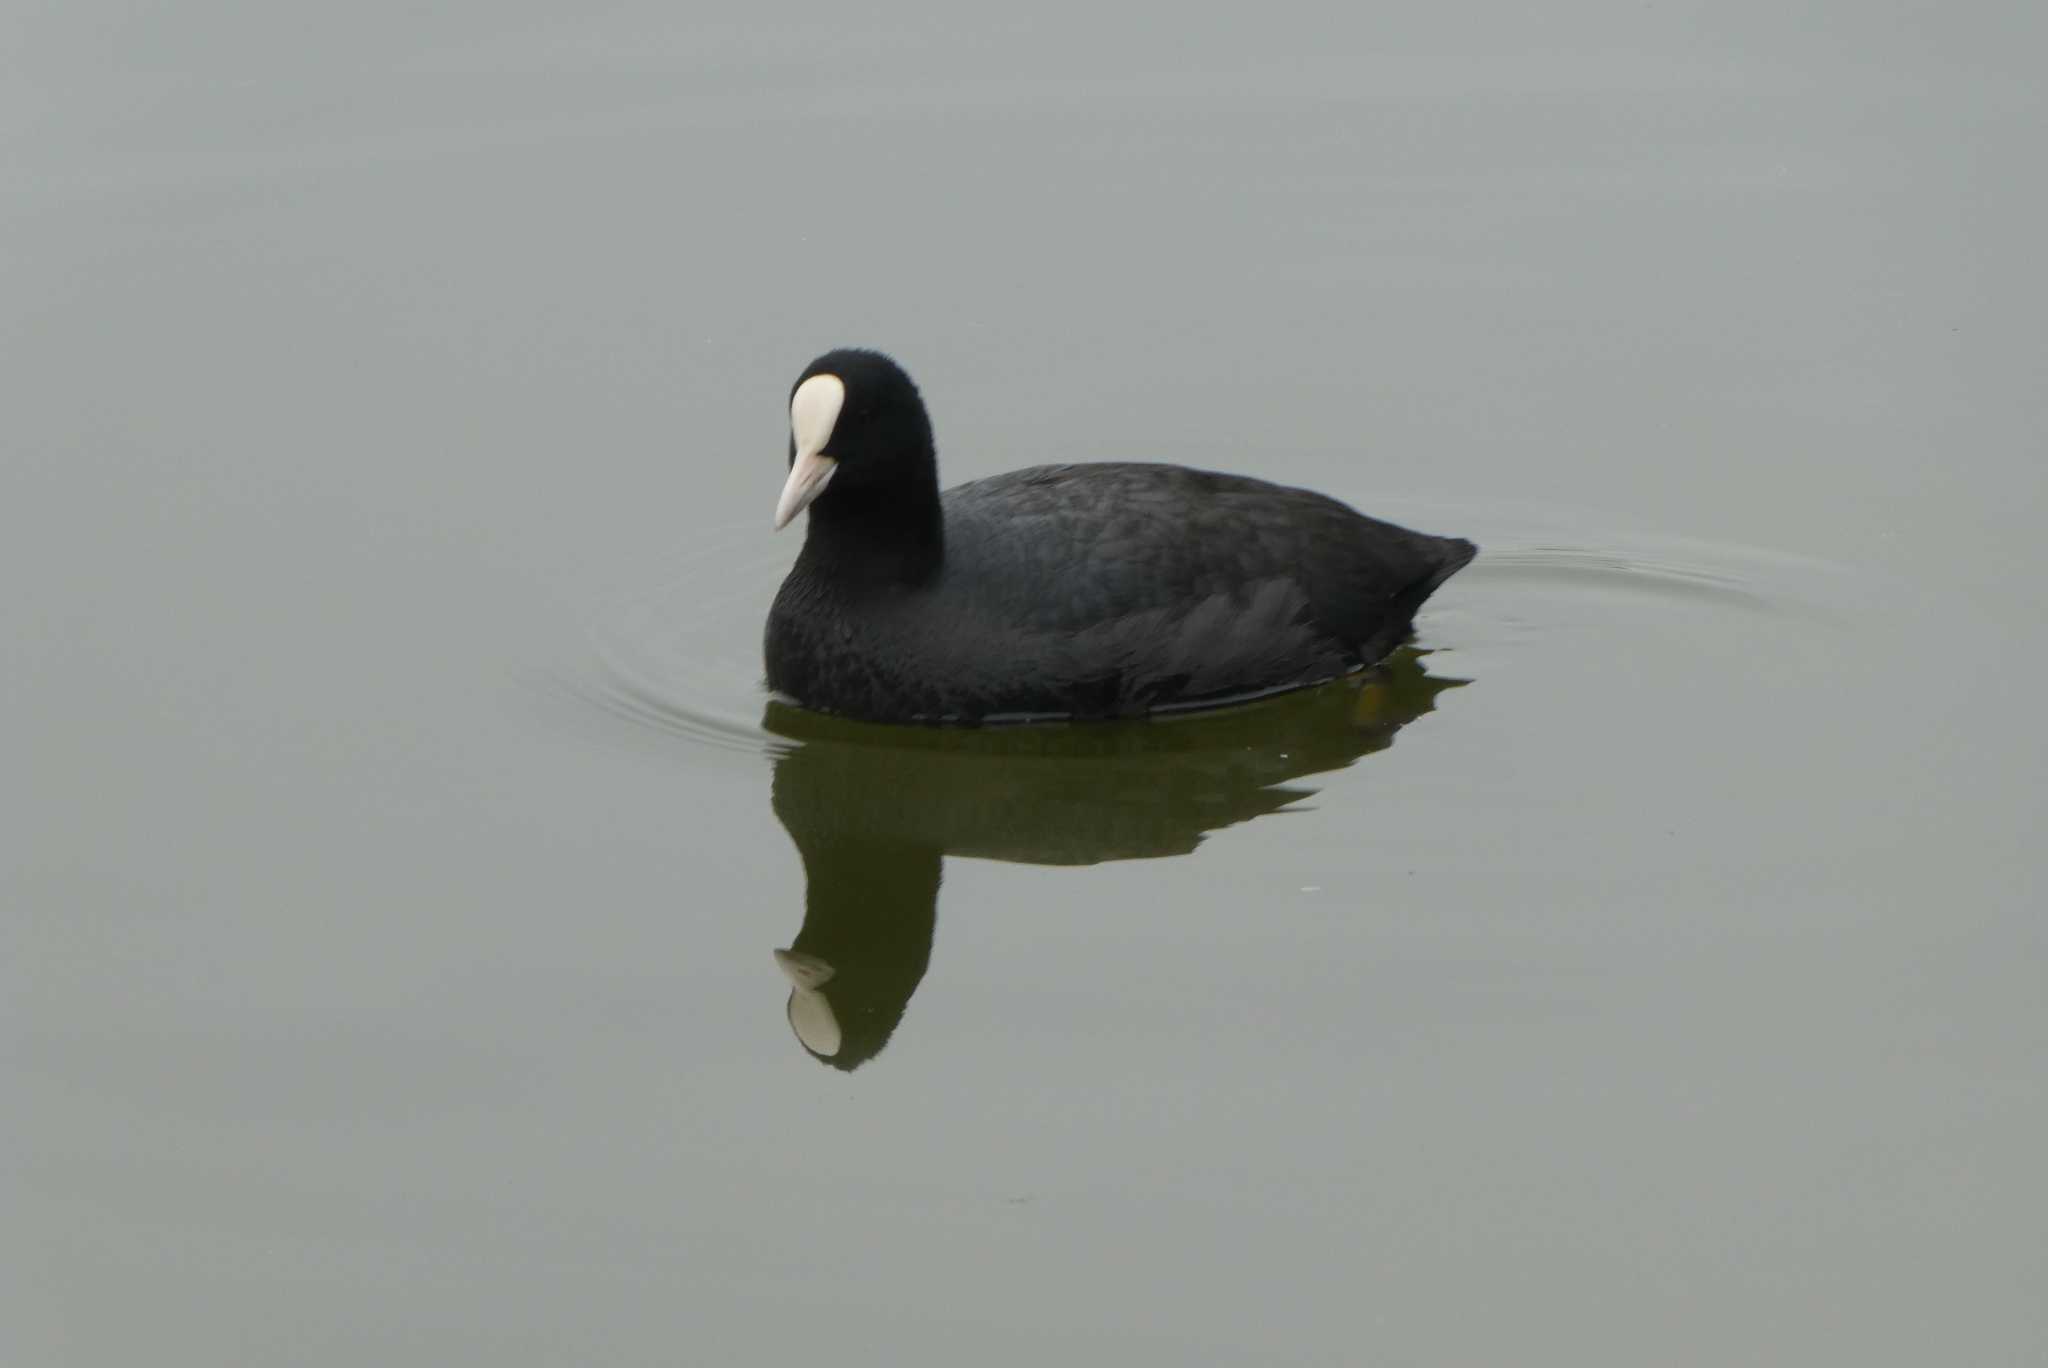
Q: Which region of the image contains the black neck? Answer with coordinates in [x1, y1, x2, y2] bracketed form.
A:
[799, 477, 945, 587]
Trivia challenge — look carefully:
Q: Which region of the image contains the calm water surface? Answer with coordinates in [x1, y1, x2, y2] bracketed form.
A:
[8, 5, 2045, 1364]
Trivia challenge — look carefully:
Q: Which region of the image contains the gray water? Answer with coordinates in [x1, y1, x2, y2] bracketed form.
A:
[7, 5, 2045, 1364]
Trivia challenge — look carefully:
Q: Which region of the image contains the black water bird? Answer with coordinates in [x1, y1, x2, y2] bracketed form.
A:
[766, 349, 1474, 723]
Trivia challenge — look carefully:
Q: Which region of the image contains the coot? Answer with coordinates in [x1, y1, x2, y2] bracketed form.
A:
[765, 349, 1475, 723]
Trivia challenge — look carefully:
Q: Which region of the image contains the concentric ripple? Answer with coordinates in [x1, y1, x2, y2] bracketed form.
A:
[570, 522, 797, 755]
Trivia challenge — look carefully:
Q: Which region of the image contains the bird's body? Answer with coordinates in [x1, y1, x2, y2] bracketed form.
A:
[764, 352, 1475, 724]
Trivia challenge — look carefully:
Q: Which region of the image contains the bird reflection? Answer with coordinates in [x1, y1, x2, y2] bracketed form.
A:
[765, 647, 1468, 1070]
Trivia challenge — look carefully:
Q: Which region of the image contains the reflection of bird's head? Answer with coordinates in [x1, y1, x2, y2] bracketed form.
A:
[773, 903, 933, 1072]
[775, 949, 843, 1060]
[768, 826, 941, 1072]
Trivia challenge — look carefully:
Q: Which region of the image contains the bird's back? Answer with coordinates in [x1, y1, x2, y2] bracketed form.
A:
[941, 462, 1472, 644]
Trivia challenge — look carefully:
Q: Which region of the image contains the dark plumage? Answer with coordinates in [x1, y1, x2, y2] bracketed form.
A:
[765, 349, 1475, 724]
